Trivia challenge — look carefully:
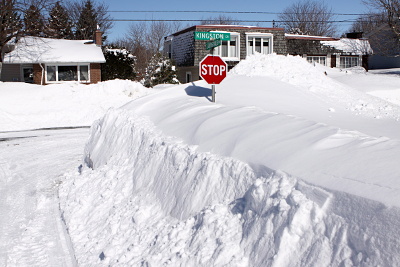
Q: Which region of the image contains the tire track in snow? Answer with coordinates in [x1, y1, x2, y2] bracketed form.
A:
[0, 158, 11, 267]
[0, 128, 87, 266]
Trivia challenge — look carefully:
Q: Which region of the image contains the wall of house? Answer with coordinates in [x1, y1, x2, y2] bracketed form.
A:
[171, 31, 196, 67]
[287, 39, 338, 56]
[176, 66, 199, 83]
[33, 64, 43, 84]
[369, 55, 400, 69]
[1, 64, 21, 82]
[90, 63, 102, 83]
[193, 27, 287, 66]
[168, 26, 287, 83]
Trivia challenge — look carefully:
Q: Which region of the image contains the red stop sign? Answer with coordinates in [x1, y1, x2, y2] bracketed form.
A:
[199, 55, 228, 84]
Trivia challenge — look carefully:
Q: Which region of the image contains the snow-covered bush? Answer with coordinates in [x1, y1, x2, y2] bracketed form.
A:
[143, 53, 179, 88]
[101, 46, 137, 81]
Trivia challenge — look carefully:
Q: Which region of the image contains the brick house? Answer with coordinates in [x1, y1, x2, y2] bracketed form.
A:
[1, 30, 105, 84]
[164, 25, 372, 83]
[164, 25, 287, 83]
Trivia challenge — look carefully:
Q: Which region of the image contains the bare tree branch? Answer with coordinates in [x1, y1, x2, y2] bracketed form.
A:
[278, 0, 337, 36]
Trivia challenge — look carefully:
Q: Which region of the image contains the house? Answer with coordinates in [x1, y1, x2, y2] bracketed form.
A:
[1, 30, 105, 84]
[164, 25, 287, 83]
[286, 33, 373, 70]
[164, 25, 372, 83]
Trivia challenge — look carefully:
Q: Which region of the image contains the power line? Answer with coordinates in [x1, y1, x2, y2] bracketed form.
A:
[106, 19, 361, 24]
[108, 10, 366, 16]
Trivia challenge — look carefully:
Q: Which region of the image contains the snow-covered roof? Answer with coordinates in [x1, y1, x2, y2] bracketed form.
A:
[3, 36, 106, 64]
[321, 38, 373, 55]
[285, 33, 373, 55]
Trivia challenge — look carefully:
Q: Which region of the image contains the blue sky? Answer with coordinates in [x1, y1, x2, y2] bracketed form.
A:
[100, 0, 369, 42]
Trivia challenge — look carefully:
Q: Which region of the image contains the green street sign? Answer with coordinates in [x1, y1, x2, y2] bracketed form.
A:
[206, 39, 222, 50]
[194, 32, 231, 41]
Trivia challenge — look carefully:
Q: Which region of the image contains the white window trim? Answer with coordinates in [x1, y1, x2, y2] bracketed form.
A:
[210, 32, 240, 61]
[339, 55, 361, 69]
[306, 56, 327, 66]
[245, 33, 274, 56]
[45, 63, 91, 83]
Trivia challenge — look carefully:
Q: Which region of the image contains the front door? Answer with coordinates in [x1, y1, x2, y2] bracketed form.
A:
[23, 67, 34, 83]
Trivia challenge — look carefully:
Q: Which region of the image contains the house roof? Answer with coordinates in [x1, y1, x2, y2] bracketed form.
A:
[3, 36, 106, 64]
[171, 25, 284, 36]
[321, 38, 373, 55]
[286, 34, 373, 55]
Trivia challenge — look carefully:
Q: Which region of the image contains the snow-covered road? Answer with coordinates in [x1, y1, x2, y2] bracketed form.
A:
[0, 128, 89, 267]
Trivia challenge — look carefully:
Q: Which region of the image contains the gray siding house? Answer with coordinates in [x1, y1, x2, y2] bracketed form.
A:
[164, 25, 287, 83]
[165, 25, 373, 83]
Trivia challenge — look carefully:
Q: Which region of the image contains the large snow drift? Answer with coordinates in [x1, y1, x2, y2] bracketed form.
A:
[0, 79, 152, 131]
[58, 54, 400, 266]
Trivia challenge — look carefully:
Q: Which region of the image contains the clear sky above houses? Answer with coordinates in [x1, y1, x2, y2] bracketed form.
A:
[100, 0, 369, 42]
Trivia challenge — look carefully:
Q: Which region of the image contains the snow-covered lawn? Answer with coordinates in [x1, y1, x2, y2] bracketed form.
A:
[1, 54, 400, 266]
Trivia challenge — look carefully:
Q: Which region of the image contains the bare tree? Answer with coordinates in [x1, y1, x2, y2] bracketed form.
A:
[349, 13, 385, 33]
[350, 7, 400, 56]
[125, 22, 151, 77]
[278, 0, 337, 36]
[123, 21, 173, 78]
[362, 0, 400, 38]
[201, 15, 239, 25]
[147, 21, 171, 53]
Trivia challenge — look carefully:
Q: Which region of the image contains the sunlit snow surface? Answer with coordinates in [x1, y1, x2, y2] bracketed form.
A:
[2, 54, 400, 266]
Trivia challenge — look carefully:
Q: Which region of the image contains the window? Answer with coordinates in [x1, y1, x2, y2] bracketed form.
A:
[80, 65, 89, 81]
[340, 56, 359, 68]
[307, 56, 327, 66]
[46, 64, 90, 82]
[212, 34, 239, 59]
[247, 34, 273, 55]
[47, 66, 56, 81]
[58, 66, 78, 81]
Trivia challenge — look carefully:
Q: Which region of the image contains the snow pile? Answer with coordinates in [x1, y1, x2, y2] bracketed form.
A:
[58, 54, 400, 266]
[231, 53, 400, 120]
[0, 79, 153, 131]
[60, 108, 400, 266]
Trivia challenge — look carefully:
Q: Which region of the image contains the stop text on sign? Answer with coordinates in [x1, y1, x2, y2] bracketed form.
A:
[201, 64, 226, 76]
[199, 55, 228, 85]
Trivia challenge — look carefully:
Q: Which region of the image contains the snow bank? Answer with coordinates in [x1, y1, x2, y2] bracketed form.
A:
[60, 108, 400, 266]
[231, 53, 400, 120]
[58, 54, 400, 266]
[0, 80, 153, 131]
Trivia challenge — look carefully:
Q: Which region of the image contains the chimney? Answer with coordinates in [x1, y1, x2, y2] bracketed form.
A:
[346, 32, 363, 39]
[94, 26, 103, 46]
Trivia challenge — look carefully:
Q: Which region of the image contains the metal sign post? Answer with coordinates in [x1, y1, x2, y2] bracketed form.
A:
[212, 85, 216, 103]
[199, 55, 228, 103]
